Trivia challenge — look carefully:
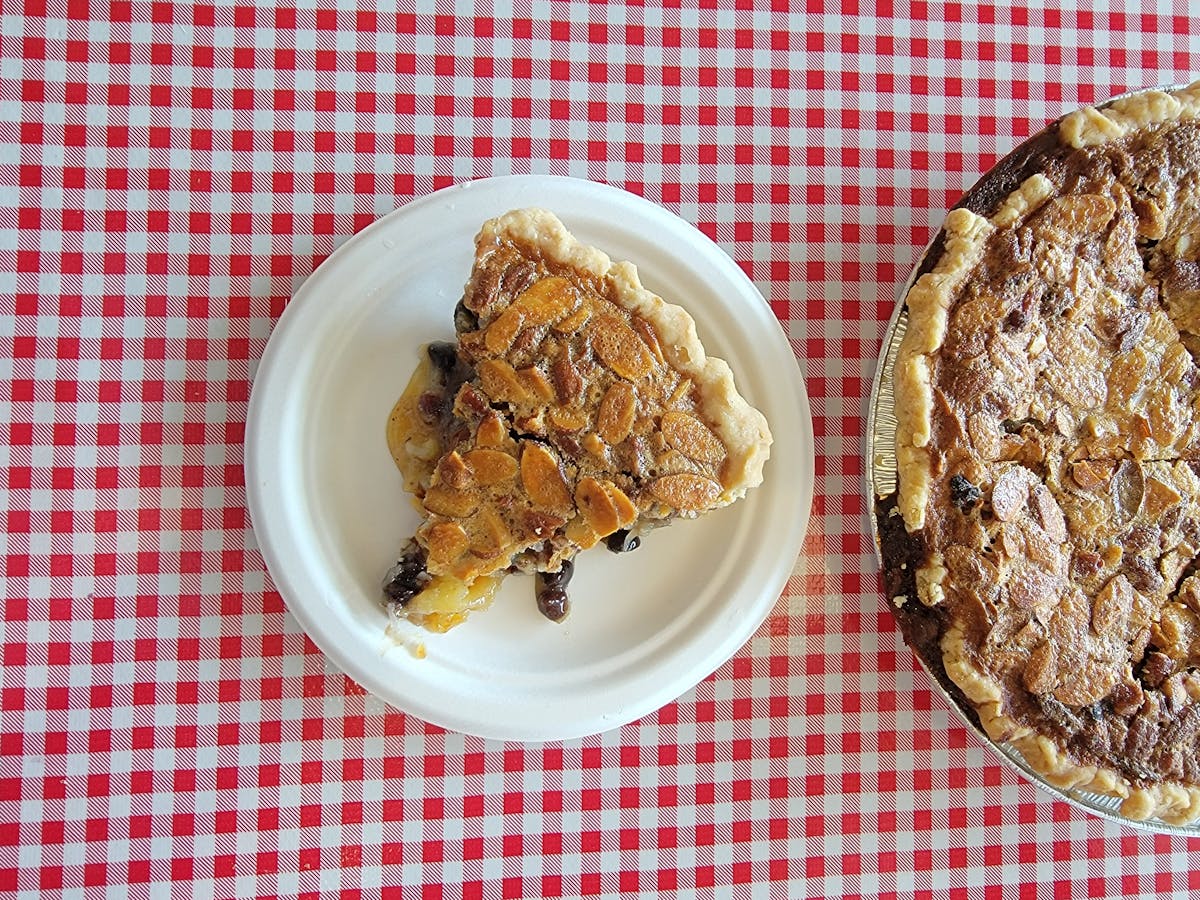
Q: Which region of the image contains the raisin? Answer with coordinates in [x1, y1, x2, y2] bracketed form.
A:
[417, 391, 448, 424]
[948, 473, 982, 511]
[537, 586, 569, 621]
[535, 560, 574, 622]
[383, 542, 431, 606]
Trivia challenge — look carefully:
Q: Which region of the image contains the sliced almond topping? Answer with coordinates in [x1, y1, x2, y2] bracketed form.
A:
[475, 412, 508, 448]
[565, 516, 601, 551]
[604, 481, 638, 527]
[590, 315, 653, 380]
[484, 306, 525, 354]
[519, 365, 556, 402]
[520, 442, 572, 512]
[437, 451, 474, 490]
[582, 432, 607, 459]
[662, 411, 726, 463]
[1092, 574, 1133, 636]
[478, 358, 531, 404]
[1053, 657, 1119, 707]
[549, 406, 588, 431]
[991, 468, 1032, 521]
[597, 381, 636, 445]
[1070, 459, 1116, 490]
[470, 507, 513, 559]
[649, 473, 722, 511]
[1023, 640, 1058, 694]
[576, 476, 620, 536]
[515, 276, 577, 325]
[553, 301, 592, 334]
[1144, 476, 1183, 518]
[632, 315, 665, 363]
[423, 486, 479, 518]
[1031, 486, 1067, 542]
[667, 378, 694, 407]
[425, 521, 470, 568]
[464, 448, 518, 485]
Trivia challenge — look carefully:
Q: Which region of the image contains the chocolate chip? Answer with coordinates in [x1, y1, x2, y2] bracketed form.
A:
[535, 560, 574, 622]
[605, 528, 641, 553]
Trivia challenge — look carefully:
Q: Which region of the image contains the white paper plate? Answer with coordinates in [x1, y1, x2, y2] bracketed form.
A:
[245, 175, 813, 741]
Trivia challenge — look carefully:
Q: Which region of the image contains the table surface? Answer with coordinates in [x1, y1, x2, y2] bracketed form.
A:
[4, 2, 1200, 897]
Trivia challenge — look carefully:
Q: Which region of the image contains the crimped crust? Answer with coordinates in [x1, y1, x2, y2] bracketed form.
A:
[887, 81, 1200, 825]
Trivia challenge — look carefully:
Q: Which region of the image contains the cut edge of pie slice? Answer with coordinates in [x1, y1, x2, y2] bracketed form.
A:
[384, 207, 773, 632]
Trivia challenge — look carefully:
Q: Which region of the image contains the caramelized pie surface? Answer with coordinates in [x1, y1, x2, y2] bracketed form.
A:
[884, 83, 1200, 823]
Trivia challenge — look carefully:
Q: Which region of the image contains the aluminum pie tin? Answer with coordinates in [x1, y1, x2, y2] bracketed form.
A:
[865, 84, 1200, 836]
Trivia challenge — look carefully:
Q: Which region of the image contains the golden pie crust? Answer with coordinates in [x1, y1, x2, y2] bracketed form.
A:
[387, 208, 772, 631]
[884, 82, 1200, 824]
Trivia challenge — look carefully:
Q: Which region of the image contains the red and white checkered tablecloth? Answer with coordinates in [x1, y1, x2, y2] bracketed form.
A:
[3, 1, 1200, 896]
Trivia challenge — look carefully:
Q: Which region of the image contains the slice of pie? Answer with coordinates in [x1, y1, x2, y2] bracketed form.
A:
[880, 81, 1200, 824]
[384, 208, 772, 632]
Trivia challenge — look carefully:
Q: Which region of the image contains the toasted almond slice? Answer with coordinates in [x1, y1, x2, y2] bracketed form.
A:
[590, 315, 653, 380]
[597, 381, 636, 445]
[425, 521, 470, 569]
[437, 450, 474, 490]
[553, 301, 592, 334]
[520, 442, 572, 511]
[423, 485, 479, 518]
[470, 507, 513, 559]
[565, 517, 601, 551]
[464, 448, 518, 485]
[478, 358, 531, 404]
[515, 276, 577, 325]
[662, 411, 725, 463]
[632, 315, 665, 363]
[485, 306, 525, 353]
[549, 406, 588, 431]
[604, 481, 638, 527]
[649, 473, 722, 511]
[667, 378, 693, 407]
[475, 411, 508, 448]
[1144, 476, 1183, 518]
[519, 365, 556, 402]
[582, 433, 607, 459]
[576, 476, 620, 536]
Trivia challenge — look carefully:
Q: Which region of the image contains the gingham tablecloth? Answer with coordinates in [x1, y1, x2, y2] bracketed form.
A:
[3, 2, 1200, 897]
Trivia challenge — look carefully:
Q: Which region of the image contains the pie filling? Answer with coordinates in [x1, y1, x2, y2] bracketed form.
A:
[882, 83, 1200, 823]
[384, 209, 772, 632]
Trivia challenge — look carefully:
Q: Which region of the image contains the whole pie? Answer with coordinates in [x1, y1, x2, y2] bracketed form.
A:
[880, 82, 1200, 824]
[385, 208, 772, 631]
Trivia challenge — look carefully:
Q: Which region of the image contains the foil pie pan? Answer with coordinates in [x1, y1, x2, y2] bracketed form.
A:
[865, 84, 1200, 835]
